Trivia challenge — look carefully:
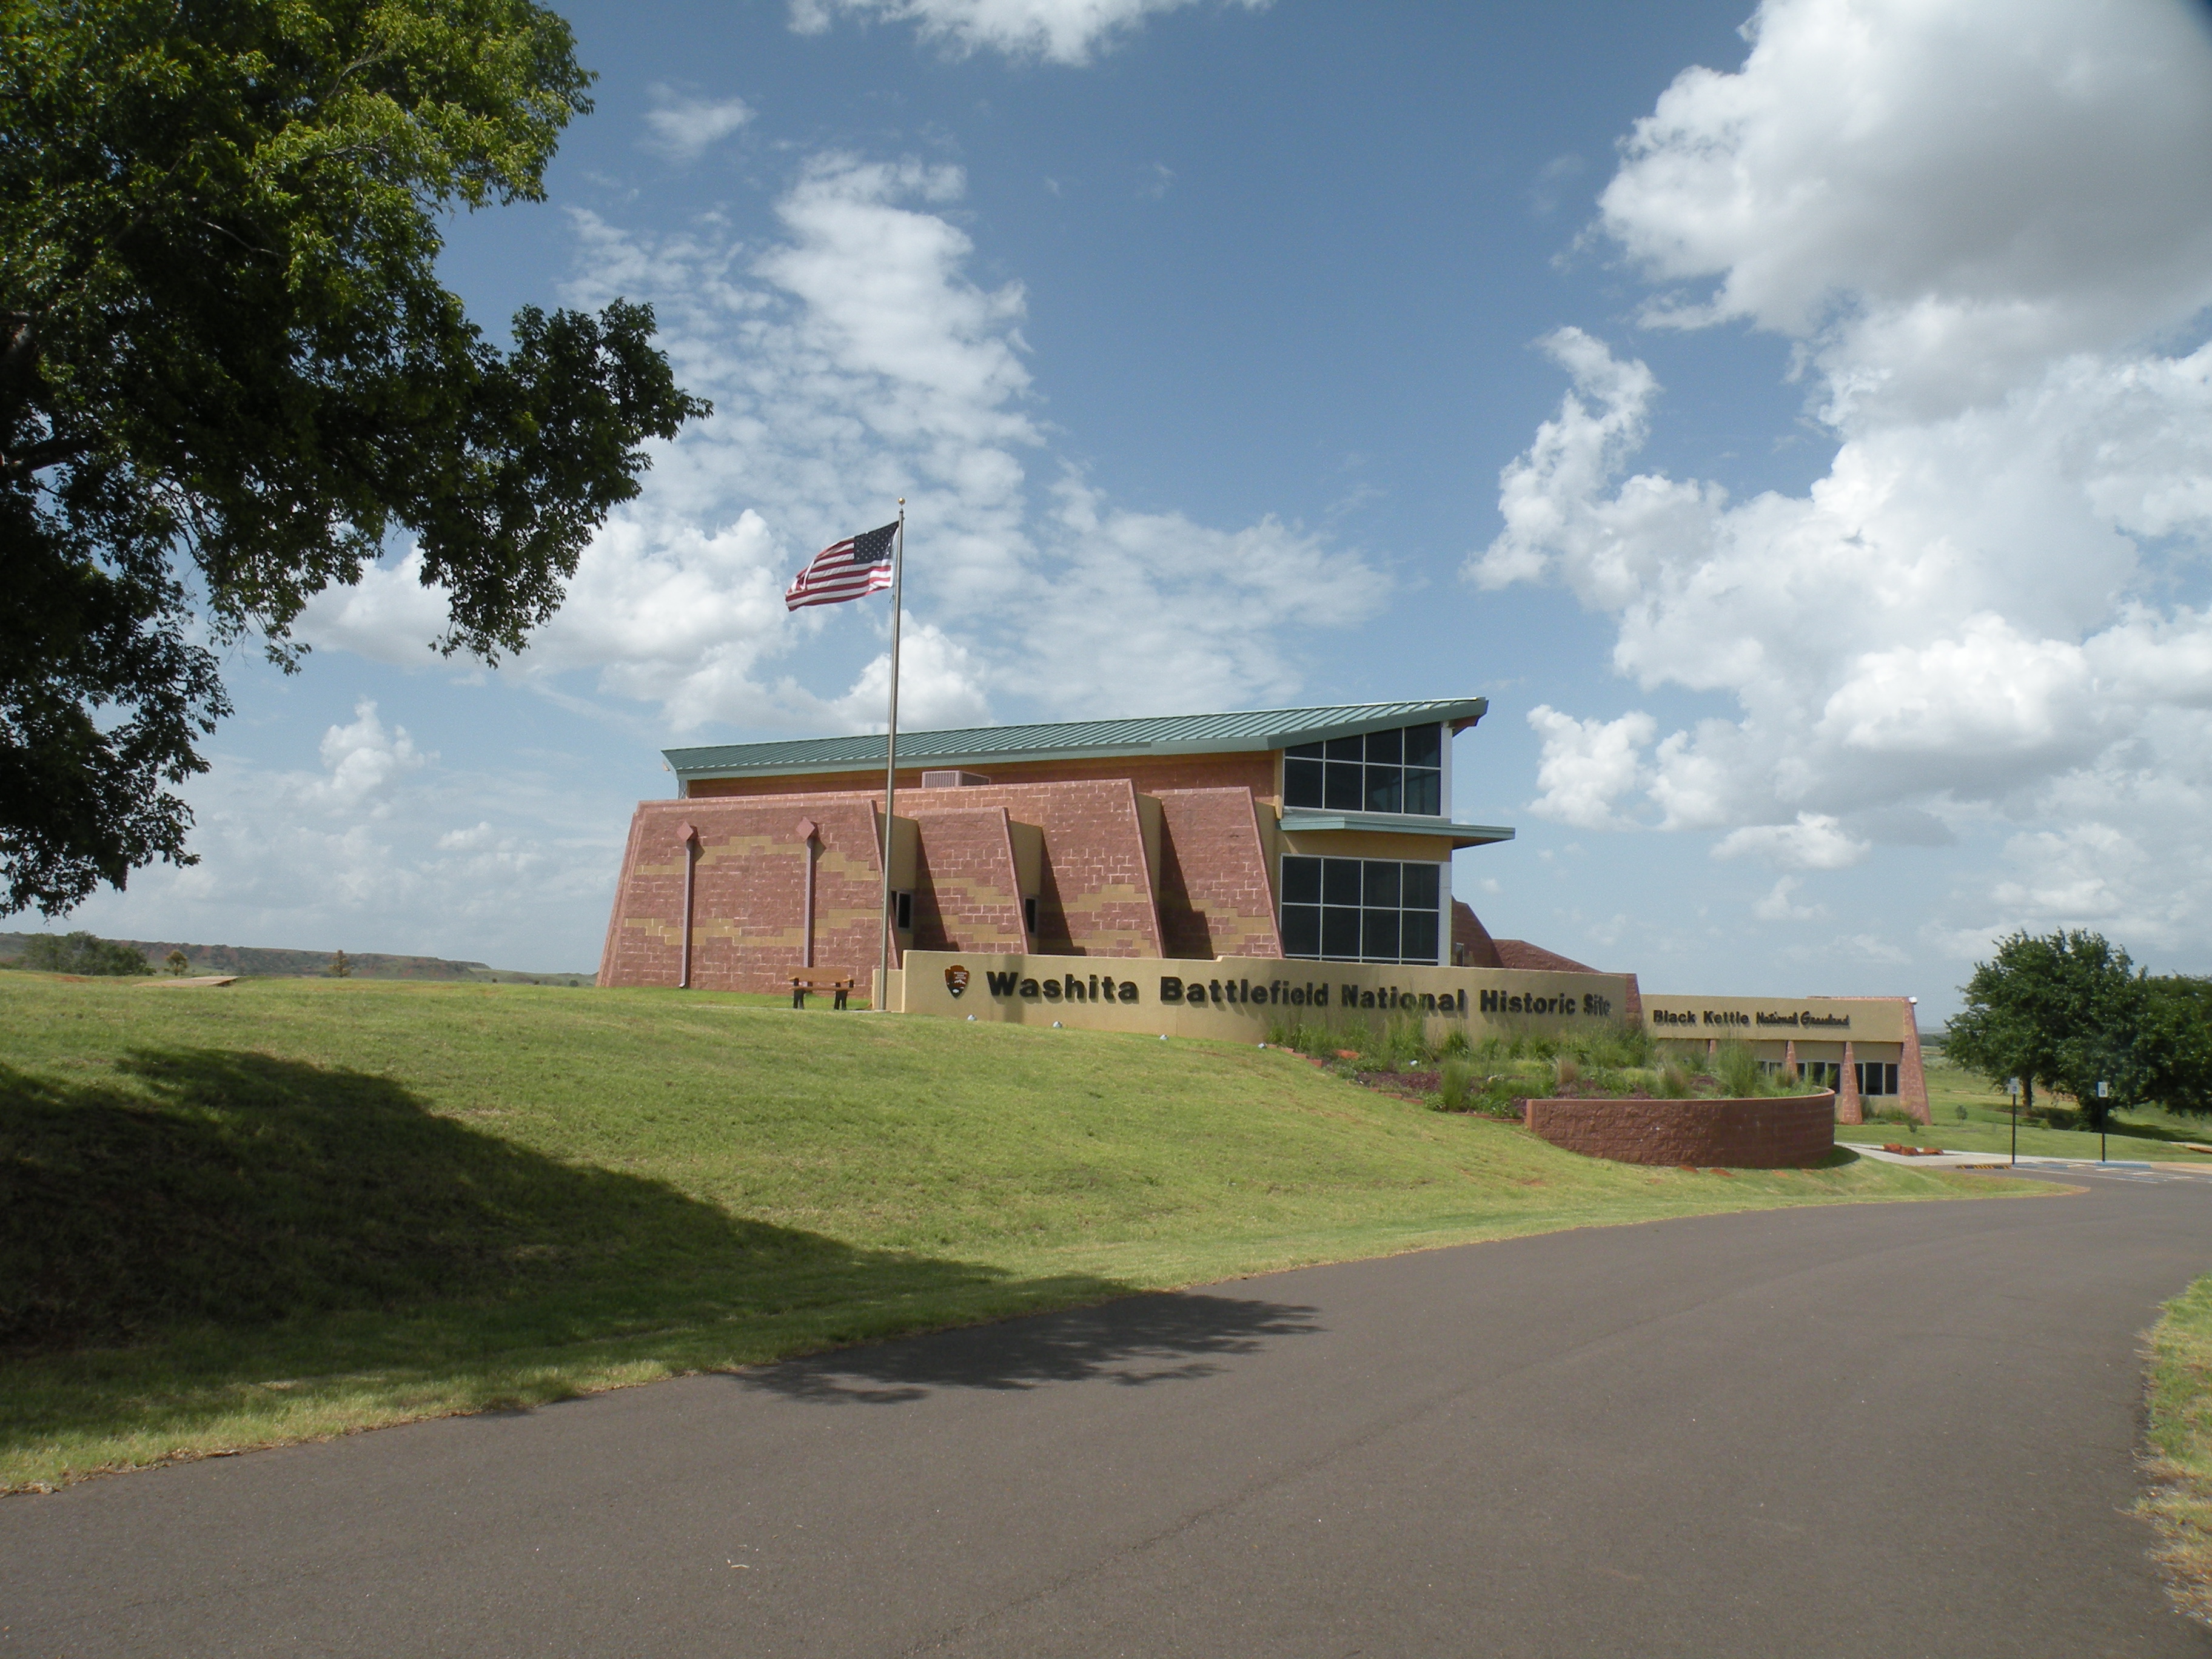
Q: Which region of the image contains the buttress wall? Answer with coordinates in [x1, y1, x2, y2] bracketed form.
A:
[597, 797, 884, 991]
[1153, 788, 1283, 960]
[600, 779, 1179, 991]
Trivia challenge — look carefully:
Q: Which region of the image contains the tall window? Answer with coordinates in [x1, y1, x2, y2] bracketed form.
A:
[1280, 857, 1443, 964]
[1282, 723, 1443, 816]
[1855, 1062, 1900, 1098]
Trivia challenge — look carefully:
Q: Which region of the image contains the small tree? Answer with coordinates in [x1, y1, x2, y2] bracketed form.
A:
[327, 949, 352, 979]
[1947, 930, 2143, 1128]
[163, 948, 189, 976]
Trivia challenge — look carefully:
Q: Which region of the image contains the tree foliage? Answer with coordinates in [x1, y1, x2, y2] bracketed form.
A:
[2125, 977, 2212, 1121]
[18, 930, 150, 974]
[1947, 929, 2212, 1122]
[1, 0, 709, 914]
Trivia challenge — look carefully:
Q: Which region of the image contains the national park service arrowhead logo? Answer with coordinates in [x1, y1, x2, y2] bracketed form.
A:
[944, 964, 971, 998]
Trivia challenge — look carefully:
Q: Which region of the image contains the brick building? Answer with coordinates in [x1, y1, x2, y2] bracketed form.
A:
[597, 697, 1601, 993]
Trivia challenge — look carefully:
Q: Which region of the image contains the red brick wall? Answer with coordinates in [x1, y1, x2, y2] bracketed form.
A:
[899, 780, 1162, 957]
[1526, 1093, 1836, 1168]
[598, 797, 886, 993]
[1825, 997, 1929, 1124]
[600, 779, 1173, 988]
[683, 749, 1280, 805]
[908, 806, 1025, 952]
[1837, 1042, 1863, 1125]
[1450, 900, 1504, 968]
[1154, 788, 1284, 960]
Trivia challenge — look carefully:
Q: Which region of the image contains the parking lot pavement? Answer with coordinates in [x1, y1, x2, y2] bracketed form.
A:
[4, 1176, 2210, 1657]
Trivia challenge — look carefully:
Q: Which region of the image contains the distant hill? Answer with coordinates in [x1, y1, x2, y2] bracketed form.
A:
[0, 934, 594, 986]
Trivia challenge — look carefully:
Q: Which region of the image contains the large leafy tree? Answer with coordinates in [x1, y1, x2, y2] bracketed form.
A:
[2123, 976, 2212, 1119]
[1, 0, 708, 914]
[1946, 930, 2143, 1126]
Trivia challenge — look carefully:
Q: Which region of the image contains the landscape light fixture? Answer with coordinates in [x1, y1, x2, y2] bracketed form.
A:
[2008, 1078, 2020, 1166]
[2097, 1079, 2110, 1163]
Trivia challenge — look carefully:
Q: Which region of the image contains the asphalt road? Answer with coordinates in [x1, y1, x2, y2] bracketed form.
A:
[6, 1171, 2212, 1658]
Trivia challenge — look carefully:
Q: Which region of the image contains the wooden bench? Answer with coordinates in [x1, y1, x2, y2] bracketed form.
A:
[789, 975, 857, 1011]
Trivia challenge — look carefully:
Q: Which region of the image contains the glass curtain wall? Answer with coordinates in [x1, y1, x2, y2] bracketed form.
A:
[1280, 856, 1444, 964]
[1283, 723, 1443, 816]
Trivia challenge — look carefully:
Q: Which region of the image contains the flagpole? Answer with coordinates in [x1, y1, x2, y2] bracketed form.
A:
[877, 500, 905, 1010]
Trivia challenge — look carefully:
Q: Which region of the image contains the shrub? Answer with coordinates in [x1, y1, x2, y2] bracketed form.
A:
[1380, 1011, 1432, 1070]
[18, 932, 149, 976]
[1714, 1042, 1764, 1098]
[1657, 1061, 1694, 1099]
[1571, 1021, 1656, 1070]
[1436, 1056, 1478, 1112]
[1436, 1027, 1471, 1059]
[1265, 1012, 1340, 1056]
[1472, 1076, 1525, 1119]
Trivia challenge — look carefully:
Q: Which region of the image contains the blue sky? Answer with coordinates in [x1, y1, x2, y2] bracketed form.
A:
[65, 0, 2212, 1014]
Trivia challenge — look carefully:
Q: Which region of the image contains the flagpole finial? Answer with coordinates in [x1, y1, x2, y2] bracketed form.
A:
[897, 497, 905, 506]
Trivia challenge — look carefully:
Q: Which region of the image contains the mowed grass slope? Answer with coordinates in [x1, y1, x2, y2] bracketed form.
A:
[1, 973, 2027, 1489]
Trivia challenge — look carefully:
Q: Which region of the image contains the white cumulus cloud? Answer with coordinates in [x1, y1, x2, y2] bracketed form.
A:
[301, 150, 1380, 734]
[1526, 705, 1655, 830]
[641, 87, 754, 161]
[1714, 813, 1868, 871]
[1472, 0, 2212, 953]
[787, 0, 1269, 65]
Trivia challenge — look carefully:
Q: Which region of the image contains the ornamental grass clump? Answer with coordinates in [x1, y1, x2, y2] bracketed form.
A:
[1436, 1056, 1478, 1112]
[1714, 1041, 1765, 1098]
[1570, 1022, 1657, 1070]
[1658, 1061, 1695, 1099]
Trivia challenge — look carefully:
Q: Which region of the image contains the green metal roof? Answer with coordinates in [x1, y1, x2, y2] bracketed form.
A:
[665, 697, 1490, 779]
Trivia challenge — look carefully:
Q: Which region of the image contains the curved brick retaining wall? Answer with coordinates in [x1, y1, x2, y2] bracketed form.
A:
[1525, 1091, 1837, 1169]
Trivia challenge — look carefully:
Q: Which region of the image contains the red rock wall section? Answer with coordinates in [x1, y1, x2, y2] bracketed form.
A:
[1526, 1091, 1837, 1169]
[600, 779, 1172, 990]
[1154, 788, 1283, 960]
[598, 797, 886, 991]
[908, 806, 1025, 953]
[1825, 996, 1929, 1124]
[888, 779, 1164, 958]
[1450, 900, 1504, 968]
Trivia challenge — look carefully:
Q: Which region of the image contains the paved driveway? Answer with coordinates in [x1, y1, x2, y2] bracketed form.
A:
[5, 1173, 2210, 1657]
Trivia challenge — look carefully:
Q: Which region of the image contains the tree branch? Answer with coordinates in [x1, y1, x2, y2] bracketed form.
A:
[1, 434, 92, 480]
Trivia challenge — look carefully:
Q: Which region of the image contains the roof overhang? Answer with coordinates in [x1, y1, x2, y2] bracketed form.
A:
[1278, 811, 1517, 851]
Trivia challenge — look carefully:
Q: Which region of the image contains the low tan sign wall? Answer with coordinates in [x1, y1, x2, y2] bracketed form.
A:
[890, 950, 1636, 1044]
[1642, 995, 1912, 1043]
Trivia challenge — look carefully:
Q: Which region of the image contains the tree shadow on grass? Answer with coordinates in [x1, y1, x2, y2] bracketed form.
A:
[0, 1050, 1325, 1470]
[732, 1290, 1325, 1405]
[1, 1048, 835, 1352]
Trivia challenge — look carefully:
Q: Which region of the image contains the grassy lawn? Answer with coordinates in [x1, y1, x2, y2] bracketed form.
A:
[2140, 1273, 2212, 1624]
[1, 973, 2036, 1490]
[1836, 1052, 2212, 1162]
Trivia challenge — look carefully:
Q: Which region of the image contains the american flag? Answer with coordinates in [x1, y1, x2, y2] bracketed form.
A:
[785, 521, 897, 611]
